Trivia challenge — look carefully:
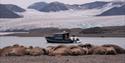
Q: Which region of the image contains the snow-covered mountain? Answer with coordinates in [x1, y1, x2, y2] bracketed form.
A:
[0, 10, 124, 31]
[28, 1, 125, 12]
[98, 4, 125, 16]
[28, 2, 69, 12]
[28, 2, 48, 11]
[28, 1, 111, 12]
[0, 4, 21, 18]
[80, 1, 109, 9]
[0, 1, 125, 31]
[4, 4, 26, 12]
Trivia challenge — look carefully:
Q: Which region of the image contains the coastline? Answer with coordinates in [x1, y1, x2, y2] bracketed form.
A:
[0, 26, 125, 37]
[1, 33, 125, 37]
[0, 54, 125, 63]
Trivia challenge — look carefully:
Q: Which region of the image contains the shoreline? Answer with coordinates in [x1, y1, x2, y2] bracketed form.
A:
[0, 54, 125, 63]
[0, 26, 125, 37]
[0, 32, 125, 37]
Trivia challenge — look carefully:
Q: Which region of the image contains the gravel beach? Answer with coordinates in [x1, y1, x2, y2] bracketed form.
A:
[0, 54, 125, 63]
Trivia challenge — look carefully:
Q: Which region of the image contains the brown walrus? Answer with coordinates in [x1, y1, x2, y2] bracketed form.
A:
[102, 44, 125, 54]
[8, 47, 26, 56]
[69, 45, 86, 55]
[78, 43, 95, 55]
[104, 46, 117, 55]
[0, 44, 26, 56]
[25, 47, 45, 56]
[0, 46, 12, 56]
[92, 46, 117, 55]
[48, 45, 71, 56]
[46, 46, 56, 55]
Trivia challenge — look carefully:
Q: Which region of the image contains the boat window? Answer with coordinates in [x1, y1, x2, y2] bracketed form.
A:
[54, 34, 63, 39]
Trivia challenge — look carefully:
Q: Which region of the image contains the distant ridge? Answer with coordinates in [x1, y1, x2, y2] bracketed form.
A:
[98, 5, 125, 16]
[28, 2, 48, 11]
[0, 4, 21, 18]
[28, 2, 69, 12]
[4, 4, 25, 12]
[28, 1, 110, 12]
[80, 1, 109, 9]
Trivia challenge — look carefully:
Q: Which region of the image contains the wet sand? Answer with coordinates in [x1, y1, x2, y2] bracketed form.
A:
[0, 54, 125, 63]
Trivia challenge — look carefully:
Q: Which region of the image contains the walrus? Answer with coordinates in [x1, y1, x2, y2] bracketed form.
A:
[12, 44, 20, 47]
[78, 44, 95, 55]
[49, 45, 71, 56]
[69, 45, 86, 55]
[92, 46, 117, 55]
[46, 46, 56, 55]
[78, 43, 94, 49]
[1, 46, 12, 56]
[104, 46, 117, 55]
[8, 47, 26, 56]
[26, 47, 45, 56]
[102, 44, 125, 54]
[0, 45, 26, 56]
[25, 46, 33, 55]
[92, 46, 107, 55]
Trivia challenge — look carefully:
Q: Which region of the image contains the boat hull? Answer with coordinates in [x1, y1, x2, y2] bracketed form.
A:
[46, 37, 74, 43]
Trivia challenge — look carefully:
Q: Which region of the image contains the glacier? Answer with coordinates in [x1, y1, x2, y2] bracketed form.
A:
[0, 9, 125, 31]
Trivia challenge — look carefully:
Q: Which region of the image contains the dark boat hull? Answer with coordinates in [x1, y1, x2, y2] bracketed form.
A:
[46, 37, 74, 43]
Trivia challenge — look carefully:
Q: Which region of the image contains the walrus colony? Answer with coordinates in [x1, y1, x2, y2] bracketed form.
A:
[0, 44, 125, 56]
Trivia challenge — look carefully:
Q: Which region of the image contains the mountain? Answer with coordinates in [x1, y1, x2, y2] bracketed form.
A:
[80, 1, 109, 9]
[4, 4, 25, 12]
[0, 4, 21, 18]
[66, 4, 81, 10]
[28, 2, 69, 12]
[111, 1, 125, 6]
[28, 1, 125, 12]
[39, 2, 69, 12]
[98, 5, 125, 16]
[28, 2, 48, 11]
[28, 1, 112, 12]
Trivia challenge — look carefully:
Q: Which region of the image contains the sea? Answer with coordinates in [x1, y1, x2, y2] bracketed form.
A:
[0, 36, 125, 48]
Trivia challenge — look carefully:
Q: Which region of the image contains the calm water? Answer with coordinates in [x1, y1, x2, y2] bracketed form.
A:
[0, 36, 125, 48]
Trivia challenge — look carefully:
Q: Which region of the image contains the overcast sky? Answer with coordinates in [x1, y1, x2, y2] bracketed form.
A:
[0, 0, 124, 8]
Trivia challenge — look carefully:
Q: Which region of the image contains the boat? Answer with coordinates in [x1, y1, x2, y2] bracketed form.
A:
[45, 32, 74, 43]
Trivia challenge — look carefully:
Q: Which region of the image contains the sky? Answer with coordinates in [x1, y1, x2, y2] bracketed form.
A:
[0, 0, 124, 8]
